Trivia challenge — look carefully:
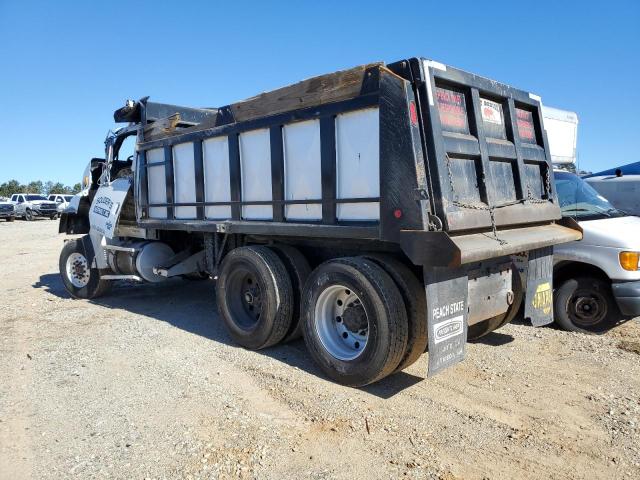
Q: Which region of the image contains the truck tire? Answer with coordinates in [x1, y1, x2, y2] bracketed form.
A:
[6, 216, 14, 222]
[269, 244, 311, 342]
[554, 276, 619, 334]
[216, 246, 293, 349]
[25, 209, 34, 221]
[468, 262, 524, 340]
[301, 257, 408, 387]
[59, 237, 111, 299]
[362, 253, 428, 372]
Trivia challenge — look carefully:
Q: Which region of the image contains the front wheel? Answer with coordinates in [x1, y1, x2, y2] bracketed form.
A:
[6, 216, 14, 222]
[554, 276, 619, 333]
[59, 237, 111, 299]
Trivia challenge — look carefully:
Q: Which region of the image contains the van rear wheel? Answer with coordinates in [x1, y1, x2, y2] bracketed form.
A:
[216, 246, 293, 349]
[301, 257, 408, 387]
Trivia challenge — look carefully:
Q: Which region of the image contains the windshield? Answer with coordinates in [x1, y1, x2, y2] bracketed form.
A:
[64, 196, 73, 201]
[554, 171, 626, 220]
[26, 195, 47, 201]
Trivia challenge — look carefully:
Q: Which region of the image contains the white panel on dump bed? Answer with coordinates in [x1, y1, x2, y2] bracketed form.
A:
[283, 120, 322, 220]
[240, 129, 272, 220]
[147, 147, 167, 219]
[335, 108, 380, 220]
[203, 136, 232, 220]
[173, 142, 197, 219]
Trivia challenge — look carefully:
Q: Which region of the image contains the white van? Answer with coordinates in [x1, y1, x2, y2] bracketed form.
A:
[550, 170, 640, 332]
[584, 162, 640, 216]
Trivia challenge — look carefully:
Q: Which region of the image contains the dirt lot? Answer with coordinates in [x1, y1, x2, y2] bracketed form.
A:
[1, 220, 639, 480]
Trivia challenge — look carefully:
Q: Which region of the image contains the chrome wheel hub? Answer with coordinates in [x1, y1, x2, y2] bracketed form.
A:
[66, 252, 90, 288]
[314, 285, 369, 361]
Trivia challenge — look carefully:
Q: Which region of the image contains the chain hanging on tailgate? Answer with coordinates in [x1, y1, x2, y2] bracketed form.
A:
[443, 154, 551, 246]
[526, 167, 552, 204]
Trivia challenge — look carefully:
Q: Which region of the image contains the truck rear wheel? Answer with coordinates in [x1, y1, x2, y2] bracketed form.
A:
[363, 253, 428, 372]
[216, 246, 293, 349]
[301, 257, 408, 387]
[25, 209, 34, 221]
[554, 276, 619, 334]
[59, 237, 111, 299]
[269, 244, 311, 342]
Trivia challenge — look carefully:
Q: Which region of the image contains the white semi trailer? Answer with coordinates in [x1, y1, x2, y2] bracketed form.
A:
[58, 58, 581, 386]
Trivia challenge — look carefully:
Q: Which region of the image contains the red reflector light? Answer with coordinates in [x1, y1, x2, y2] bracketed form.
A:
[393, 209, 403, 219]
[409, 101, 418, 125]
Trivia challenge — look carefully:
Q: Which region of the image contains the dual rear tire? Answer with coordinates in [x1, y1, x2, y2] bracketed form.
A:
[216, 246, 422, 386]
[301, 257, 409, 386]
[216, 246, 294, 350]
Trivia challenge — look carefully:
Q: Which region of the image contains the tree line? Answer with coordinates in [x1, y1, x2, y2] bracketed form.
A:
[0, 180, 82, 199]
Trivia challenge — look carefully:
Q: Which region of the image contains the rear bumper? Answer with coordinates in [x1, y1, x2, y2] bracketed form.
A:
[611, 280, 640, 317]
[400, 218, 582, 267]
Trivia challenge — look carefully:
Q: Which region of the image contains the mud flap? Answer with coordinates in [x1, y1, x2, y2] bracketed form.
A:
[424, 267, 469, 376]
[524, 246, 554, 326]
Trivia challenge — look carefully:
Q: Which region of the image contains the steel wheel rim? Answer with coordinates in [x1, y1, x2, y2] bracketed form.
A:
[66, 252, 90, 288]
[227, 266, 263, 330]
[314, 284, 369, 361]
[568, 288, 607, 327]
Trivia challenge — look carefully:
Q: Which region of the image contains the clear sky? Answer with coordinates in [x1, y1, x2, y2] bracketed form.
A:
[0, 0, 638, 185]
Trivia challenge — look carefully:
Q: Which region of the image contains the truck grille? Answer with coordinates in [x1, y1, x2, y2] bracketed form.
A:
[0, 205, 13, 212]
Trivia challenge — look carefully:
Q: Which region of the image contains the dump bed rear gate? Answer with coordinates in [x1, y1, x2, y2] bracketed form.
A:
[389, 58, 558, 233]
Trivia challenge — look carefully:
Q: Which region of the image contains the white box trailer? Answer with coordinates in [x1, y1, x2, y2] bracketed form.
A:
[542, 105, 579, 166]
[58, 58, 581, 386]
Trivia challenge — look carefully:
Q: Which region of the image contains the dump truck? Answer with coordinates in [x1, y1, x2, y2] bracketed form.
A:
[58, 57, 581, 386]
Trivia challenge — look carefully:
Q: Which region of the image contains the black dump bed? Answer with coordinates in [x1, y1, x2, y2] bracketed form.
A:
[389, 58, 559, 233]
[116, 57, 580, 267]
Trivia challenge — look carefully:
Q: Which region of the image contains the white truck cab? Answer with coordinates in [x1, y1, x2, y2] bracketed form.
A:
[48, 194, 74, 215]
[551, 170, 640, 332]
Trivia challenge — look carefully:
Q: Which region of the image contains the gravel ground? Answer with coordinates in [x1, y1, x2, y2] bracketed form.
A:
[1, 220, 639, 480]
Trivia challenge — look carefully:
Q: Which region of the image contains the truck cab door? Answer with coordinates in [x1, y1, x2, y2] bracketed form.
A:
[15, 195, 25, 214]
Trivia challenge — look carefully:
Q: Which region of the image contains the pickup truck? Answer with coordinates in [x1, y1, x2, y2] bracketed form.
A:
[11, 194, 58, 220]
[48, 194, 74, 216]
[57, 57, 581, 386]
[0, 198, 15, 221]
